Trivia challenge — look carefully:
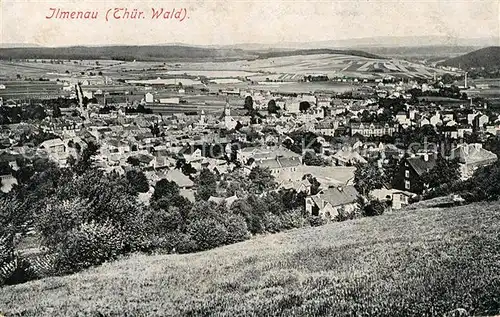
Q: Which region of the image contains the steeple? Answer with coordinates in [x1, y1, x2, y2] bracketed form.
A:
[200, 109, 206, 124]
[224, 96, 231, 117]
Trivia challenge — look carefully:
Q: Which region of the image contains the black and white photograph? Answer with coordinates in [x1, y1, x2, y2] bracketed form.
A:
[0, 0, 500, 315]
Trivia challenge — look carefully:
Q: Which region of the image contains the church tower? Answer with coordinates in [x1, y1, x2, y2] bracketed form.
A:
[223, 96, 237, 130]
[224, 96, 231, 117]
[200, 109, 206, 125]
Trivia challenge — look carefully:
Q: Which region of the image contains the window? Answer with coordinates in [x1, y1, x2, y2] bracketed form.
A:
[405, 170, 410, 178]
[405, 180, 411, 190]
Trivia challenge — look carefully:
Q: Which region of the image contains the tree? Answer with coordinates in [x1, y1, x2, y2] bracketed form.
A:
[302, 174, 321, 195]
[72, 141, 98, 175]
[354, 162, 385, 196]
[362, 200, 387, 217]
[186, 218, 228, 251]
[421, 154, 460, 190]
[299, 101, 311, 113]
[52, 105, 62, 118]
[195, 168, 217, 201]
[303, 151, 328, 166]
[152, 179, 180, 202]
[126, 169, 149, 194]
[267, 99, 279, 114]
[244, 96, 254, 111]
[248, 166, 276, 194]
[126, 156, 140, 167]
[176, 159, 197, 176]
[150, 123, 160, 137]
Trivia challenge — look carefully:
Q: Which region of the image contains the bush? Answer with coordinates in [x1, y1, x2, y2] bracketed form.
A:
[2, 256, 40, 285]
[171, 232, 198, 254]
[309, 216, 326, 227]
[280, 209, 308, 230]
[223, 214, 250, 244]
[54, 220, 124, 274]
[265, 213, 284, 233]
[363, 200, 387, 217]
[335, 206, 360, 222]
[37, 198, 89, 247]
[0, 234, 16, 286]
[186, 218, 228, 252]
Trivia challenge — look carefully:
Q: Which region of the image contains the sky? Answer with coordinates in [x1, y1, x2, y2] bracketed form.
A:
[1, 0, 499, 46]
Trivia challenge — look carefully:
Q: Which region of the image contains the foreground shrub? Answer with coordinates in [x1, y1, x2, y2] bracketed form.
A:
[186, 218, 228, 252]
[309, 216, 326, 227]
[37, 198, 88, 247]
[265, 213, 284, 233]
[363, 200, 387, 217]
[280, 208, 308, 230]
[223, 214, 250, 244]
[55, 220, 124, 273]
[0, 234, 16, 286]
[335, 206, 362, 221]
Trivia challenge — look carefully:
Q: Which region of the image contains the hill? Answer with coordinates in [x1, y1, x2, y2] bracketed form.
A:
[221, 36, 499, 50]
[1, 201, 500, 316]
[0, 45, 383, 62]
[0, 45, 258, 62]
[254, 49, 382, 60]
[439, 46, 500, 69]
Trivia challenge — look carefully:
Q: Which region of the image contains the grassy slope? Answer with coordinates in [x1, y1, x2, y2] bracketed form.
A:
[2, 202, 500, 316]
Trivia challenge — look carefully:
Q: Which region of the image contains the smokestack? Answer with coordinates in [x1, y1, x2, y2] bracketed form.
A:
[465, 72, 468, 89]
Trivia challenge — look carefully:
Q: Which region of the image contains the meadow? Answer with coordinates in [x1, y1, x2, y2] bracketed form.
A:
[1, 201, 499, 316]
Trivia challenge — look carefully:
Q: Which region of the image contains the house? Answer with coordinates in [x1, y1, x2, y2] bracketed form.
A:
[419, 118, 430, 127]
[237, 146, 301, 166]
[396, 112, 409, 125]
[313, 121, 337, 137]
[180, 147, 203, 163]
[450, 143, 497, 179]
[371, 187, 416, 210]
[332, 149, 367, 166]
[350, 122, 397, 137]
[468, 113, 478, 125]
[162, 169, 194, 189]
[253, 156, 301, 176]
[430, 112, 442, 126]
[0, 174, 18, 193]
[145, 92, 154, 103]
[101, 138, 131, 155]
[473, 114, 489, 131]
[279, 179, 312, 194]
[208, 195, 238, 209]
[393, 154, 437, 194]
[38, 138, 69, 166]
[457, 126, 473, 138]
[274, 165, 356, 188]
[305, 185, 359, 220]
[159, 97, 180, 105]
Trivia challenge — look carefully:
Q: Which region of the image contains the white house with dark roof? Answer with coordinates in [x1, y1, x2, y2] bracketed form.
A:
[305, 185, 359, 220]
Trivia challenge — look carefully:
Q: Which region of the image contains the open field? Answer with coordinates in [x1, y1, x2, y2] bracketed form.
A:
[157, 54, 457, 80]
[1, 53, 458, 83]
[1, 202, 500, 316]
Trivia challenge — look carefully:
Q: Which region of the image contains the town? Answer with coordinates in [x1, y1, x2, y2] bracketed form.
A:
[1, 43, 500, 315]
